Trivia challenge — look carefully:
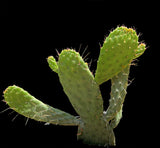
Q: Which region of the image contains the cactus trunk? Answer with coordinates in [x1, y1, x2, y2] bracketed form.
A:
[77, 119, 115, 146]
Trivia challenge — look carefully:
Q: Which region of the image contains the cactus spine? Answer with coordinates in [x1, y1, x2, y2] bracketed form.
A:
[3, 26, 146, 146]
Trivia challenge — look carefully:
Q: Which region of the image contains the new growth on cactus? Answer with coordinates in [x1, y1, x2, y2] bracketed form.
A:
[3, 26, 146, 146]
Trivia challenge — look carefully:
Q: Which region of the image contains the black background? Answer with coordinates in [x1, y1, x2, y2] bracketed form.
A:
[0, 1, 158, 147]
[0, 0, 8, 16]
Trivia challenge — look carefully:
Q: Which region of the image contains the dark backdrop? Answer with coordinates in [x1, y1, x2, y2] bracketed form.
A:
[0, 1, 158, 147]
[0, 0, 8, 16]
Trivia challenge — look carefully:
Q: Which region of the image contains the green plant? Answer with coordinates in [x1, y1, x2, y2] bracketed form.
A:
[3, 26, 146, 146]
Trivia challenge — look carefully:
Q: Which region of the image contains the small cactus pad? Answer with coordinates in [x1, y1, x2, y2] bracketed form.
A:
[105, 65, 130, 123]
[95, 26, 146, 85]
[4, 85, 79, 125]
[58, 49, 103, 121]
[135, 43, 146, 59]
[47, 56, 58, 73]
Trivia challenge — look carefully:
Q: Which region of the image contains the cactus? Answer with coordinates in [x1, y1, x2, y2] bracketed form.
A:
[3, 26, 146, 146]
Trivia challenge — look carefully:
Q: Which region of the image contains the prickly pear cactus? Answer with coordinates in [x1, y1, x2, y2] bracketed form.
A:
[3, 26, 146, 146]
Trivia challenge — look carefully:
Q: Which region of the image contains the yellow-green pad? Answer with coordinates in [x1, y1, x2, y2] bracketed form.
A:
[58, 49, 103, 121]
[135, 43, 146, 59]
[47, 56, 58, 73]
[95, 26, 143, 85]
[4, 85, 79, 126]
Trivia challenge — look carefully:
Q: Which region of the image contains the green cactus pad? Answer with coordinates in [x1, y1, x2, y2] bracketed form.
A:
[58, 49, 103, 120]
[4, 85, 79, 126]
[47, 56, 58, 73]
[135, 43, 146, 59]
[110, 105, 123, 129]
[105, 65, 130, 123]
[95, 26, 144, 85]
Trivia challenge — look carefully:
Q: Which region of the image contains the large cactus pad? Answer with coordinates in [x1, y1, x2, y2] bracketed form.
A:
[58, 49, 103, 121]
[95, 26, 146, 85]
